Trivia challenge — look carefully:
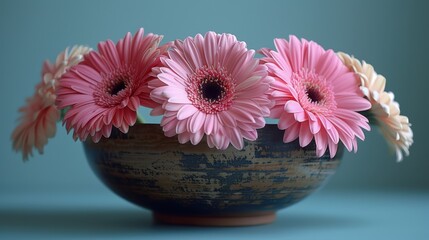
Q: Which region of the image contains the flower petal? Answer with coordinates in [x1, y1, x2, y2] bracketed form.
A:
[177, 105, 198, 120]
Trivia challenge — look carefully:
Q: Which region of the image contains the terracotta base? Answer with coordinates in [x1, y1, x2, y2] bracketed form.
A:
[153, 212, 276, 227]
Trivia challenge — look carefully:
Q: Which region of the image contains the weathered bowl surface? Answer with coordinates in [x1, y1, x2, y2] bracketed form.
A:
[83, 124, 342, 226]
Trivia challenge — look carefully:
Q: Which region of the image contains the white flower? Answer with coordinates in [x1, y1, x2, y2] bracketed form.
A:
[338, 52, 413, 161]
[39, 45, 92, 105]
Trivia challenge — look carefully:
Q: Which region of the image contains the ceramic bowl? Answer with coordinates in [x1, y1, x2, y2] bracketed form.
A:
[83, 123, 342, 226]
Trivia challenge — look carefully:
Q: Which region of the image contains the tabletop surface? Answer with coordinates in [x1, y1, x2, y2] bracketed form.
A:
[1, 190, 428, 240]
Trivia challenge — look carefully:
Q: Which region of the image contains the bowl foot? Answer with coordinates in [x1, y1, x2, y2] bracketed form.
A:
[153, 211, 276, 227]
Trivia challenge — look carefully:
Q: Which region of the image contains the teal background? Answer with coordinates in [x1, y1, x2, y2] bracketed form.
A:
[0, 1, 428, 237]
[1, 0, 427, 193]
[1, 0, 428, 238]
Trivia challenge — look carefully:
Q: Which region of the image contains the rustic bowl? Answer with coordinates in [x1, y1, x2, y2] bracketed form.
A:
[83, 123, 342, 226]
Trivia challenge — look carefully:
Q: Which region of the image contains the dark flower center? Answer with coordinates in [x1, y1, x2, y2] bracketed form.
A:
[200, 79, 224, 102]
[109, 80, 127, 96]
[94, 67, 135, 108]
[186, 66, 235, 114]
[291, 68, 337, 115]
[306, 86, 324, 103]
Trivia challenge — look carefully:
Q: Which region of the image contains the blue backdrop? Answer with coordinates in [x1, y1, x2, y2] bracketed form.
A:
[1, 0, 427, 195]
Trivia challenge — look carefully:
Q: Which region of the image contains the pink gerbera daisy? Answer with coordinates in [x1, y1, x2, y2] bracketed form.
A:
[149, 32, 272, 149]
[56, 29, 169, 142]
[11, 89, 59, 160]
[260, 36, 371, 158]
[12, 46, 91, 160]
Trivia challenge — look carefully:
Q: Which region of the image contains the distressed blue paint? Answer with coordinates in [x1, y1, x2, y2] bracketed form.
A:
[84, 124, 342, 216]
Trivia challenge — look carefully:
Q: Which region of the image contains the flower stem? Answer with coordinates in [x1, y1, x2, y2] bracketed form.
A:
[136, 114, 145, 124]
[360, 110, 378, 126]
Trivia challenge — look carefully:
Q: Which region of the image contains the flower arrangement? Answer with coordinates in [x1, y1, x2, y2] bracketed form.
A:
[12, 28, 413, 162]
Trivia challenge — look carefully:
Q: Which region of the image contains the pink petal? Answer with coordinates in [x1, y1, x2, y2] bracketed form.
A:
[160, 115, 175, 127]
[150, 106, 165, 116]
[131, 28, 144, 52]
[101, 40, 121, 69]
[176, 119, 188, 134]
[129, 96, 140, 111]
[299, 121, 313, 147]
[212, 114, 220, 133]
[124, 109, 137, 126]
[73, 65, 102, 84]
[228, 128, 244, 150]
[233, 51, 258, 83]
[278, 113, 296, 130]
[284, 100, 304, 113]
[294, 111, 308, 122]
[318, 116, 339, 144]
[177, 105, 198, 120]
[118, 32, 131, 65]
[270, 51, 292, 76]
[288, 35, 303, 71]
[183, 37, 203, 69]
[270, 105, 285, 119]
[314, 130, 328, 157]
[254, 116, 266, 129]
[328, 117, 354, 139]
[207, 135, 215, 148]
[203, 31, 217, 66]
[211, 132, 224, 149]
[236, 76, 261, 91]
[162, 119, 178, 136]
[87, 51, 109, 73]
[228, 107, 256, 123]
[328, 140, 338, 158]
[234, 99, 263, 115]
[273, 38, 288, 57]
[283, 122, 300, 143]
[315, 50, 343, 80]
[163, 58, 189, 81]
[304, 41, 324, 70]
[258, 47, 272, 58]
[271, 90, 293, 98]
[164, 102, 183, 111]
[204, 114, 215, 135]
[178, 132, 191, 144]
[70, 84, 93, 94]
[190, 129, 204, 145]
[168, 96, 191, 104]
[337, 129, 353, 152]
[158, 73, 185, 88]
[92, 131, 103, 143]
[336, 95, 371, 111]
[161, 86, 186, 98]
[112, 109, 124, 128]
[308, 113, 321, 134]
[118, 123, 129, 134]
[241, 129, 257, 141]
[352, 138, 358, 153]
[120, 98, 129, 108]
[189, 111, 205, 133]
[332, 72, 359, 93]
[167, 48, 194, 75]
